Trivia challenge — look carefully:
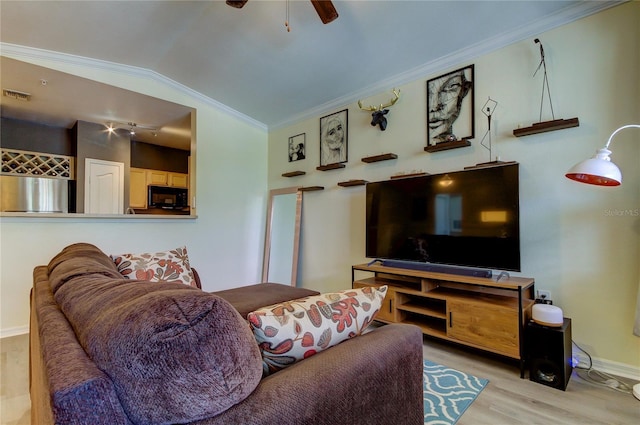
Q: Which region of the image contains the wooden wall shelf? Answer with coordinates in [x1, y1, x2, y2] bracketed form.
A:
[424, 139, 471, 153]
[338, 179, 368, 187]
[299, 186, 324, 192]
[464, 161, 517, 170]
[513, 117, 579, 137]
[316, 163, 346, 171]
[361, 153, 398, 163]
[282, 171, 306, 177]
[390, 172, 428, 180]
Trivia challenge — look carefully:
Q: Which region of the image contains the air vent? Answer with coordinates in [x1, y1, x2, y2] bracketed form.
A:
[2, 88, 31, 101]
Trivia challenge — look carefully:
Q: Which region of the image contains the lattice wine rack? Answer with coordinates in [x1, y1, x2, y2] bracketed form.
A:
[1, 148, 74, 179]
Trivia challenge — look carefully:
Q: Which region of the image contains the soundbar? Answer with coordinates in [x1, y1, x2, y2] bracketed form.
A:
[379, 259, 493, 278]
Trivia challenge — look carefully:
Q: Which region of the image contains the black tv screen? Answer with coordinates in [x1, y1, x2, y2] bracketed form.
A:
[366, 164, 520, 272]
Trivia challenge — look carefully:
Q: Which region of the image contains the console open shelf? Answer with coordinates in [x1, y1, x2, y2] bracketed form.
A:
[352, 262, 535, 377]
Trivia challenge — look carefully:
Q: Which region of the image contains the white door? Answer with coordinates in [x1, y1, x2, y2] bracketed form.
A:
[85, 158, 124, 214]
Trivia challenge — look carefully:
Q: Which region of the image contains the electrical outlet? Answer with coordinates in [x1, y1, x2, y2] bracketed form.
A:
[537, 289, 551, 300]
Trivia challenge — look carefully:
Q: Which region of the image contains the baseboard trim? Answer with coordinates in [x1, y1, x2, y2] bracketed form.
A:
[573, 352, 640, 381]
[0, 326, 29, 339]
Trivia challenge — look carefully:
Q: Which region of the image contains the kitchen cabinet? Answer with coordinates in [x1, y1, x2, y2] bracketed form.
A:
[129, 168, 189, 209]
[168, 172, 188, 188]
[147, 170, 168, 186]
[129, 168, 147, 208]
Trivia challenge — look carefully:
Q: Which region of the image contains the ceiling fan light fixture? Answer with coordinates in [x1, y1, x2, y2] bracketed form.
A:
[226, 0, 338, 25]
[310, 0, 338, 24]
[226, 0, 248, 9]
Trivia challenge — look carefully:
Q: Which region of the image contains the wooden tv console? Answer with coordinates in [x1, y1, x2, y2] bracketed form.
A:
[352, 263, 535, 377]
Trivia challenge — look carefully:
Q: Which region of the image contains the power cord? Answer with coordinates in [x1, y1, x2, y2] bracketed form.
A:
[572, 341, 634, 395]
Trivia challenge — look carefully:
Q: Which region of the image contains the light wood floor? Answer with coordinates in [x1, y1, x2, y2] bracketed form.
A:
[1, 334, 30, 425]
[422, 336, 640, 425]
[2, 333, 639, 424]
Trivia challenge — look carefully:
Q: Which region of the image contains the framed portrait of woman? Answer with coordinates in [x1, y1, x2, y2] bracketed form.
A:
[288, 133, 306, 162]
[426, 64, 474, 146]
[319, 109, 348, 166]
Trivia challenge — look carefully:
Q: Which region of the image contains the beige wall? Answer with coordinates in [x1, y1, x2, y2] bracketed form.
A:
[0, 51, 269, 335]
[268, 3, 639, 374]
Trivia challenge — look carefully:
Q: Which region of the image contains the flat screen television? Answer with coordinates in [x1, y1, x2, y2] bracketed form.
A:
[366, 163, 520, 273]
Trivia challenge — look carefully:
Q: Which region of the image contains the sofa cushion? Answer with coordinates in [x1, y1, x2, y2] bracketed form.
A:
[213, 283, 320, 319]
[111, 246, 197, 287]
[52, 246, 263, 424]
[48, 242, 124, 294]
[247, 286, 387, 376]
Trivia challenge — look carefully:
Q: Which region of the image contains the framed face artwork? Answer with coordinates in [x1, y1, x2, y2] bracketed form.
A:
[426, 64, 474, 146]
[288, 133, 306, 162]
[319, 109, 348, 166]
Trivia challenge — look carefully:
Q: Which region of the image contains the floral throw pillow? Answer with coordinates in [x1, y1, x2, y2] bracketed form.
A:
[111, 246, 197, 287]
[247, 285, 387, 376]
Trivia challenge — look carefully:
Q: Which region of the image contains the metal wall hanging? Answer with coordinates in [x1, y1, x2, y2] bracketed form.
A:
[319, 109, 348, 167]
[425, 64, 475, 152]
[513, 38, 579, 137]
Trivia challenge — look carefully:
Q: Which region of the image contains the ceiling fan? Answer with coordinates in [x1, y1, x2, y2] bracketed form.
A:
[226, 0, 339, 24]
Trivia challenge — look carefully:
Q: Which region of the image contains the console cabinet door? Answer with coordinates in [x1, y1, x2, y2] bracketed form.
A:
[353, 282, 396, 323]
[375, 287, 396, 322]
[447, 300, 519, 358]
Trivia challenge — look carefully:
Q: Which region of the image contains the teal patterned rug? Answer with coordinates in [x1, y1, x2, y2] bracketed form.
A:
[423, 359, 488, 425]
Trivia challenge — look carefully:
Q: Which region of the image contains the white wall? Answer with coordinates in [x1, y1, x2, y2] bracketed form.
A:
[0, 51, 268, 336]
[268, 3, 639, 372]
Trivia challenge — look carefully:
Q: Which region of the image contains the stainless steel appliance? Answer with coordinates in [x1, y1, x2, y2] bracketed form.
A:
[1, 176, 69, 213]
[147, 185, 188, 209]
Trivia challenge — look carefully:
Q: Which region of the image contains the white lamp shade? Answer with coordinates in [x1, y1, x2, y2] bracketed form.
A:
[565, 148, 622, 186]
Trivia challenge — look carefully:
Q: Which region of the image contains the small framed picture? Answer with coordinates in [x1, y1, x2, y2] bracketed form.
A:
[319, 109, 348, 166]
[288, 133, 306, 162]
[426, 64, 474, 146]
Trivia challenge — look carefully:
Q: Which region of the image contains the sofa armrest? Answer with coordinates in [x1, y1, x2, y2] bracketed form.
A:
[202, 323, 424, 425]
[192, 267, 202, 289]
[30, 266, 131, 425]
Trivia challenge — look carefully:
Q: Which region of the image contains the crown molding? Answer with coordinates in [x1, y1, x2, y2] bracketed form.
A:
[0, 0, 622, 133]
[269, 0, 623, 130]
[0, 43, 268, 131]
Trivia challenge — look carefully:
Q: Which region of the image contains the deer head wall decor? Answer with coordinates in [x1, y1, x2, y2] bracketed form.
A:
[358, 89, 400, 131]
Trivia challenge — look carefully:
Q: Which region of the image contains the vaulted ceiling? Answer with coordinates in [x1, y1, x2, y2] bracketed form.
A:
[0, 1, 617, 130]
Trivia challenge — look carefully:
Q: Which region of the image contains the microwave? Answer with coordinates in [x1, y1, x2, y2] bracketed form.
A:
[148, 185, 189, 209]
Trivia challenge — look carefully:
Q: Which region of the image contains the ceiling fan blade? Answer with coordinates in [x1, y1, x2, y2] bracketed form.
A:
[226, 0, 248, 9]
[310, 0, 339, 24]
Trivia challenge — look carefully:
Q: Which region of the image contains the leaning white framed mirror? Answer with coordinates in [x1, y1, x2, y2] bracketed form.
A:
[262, 187, 302, 286]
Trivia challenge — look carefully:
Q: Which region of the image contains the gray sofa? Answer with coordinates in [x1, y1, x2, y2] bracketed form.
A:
[30, 243, 424, 424]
